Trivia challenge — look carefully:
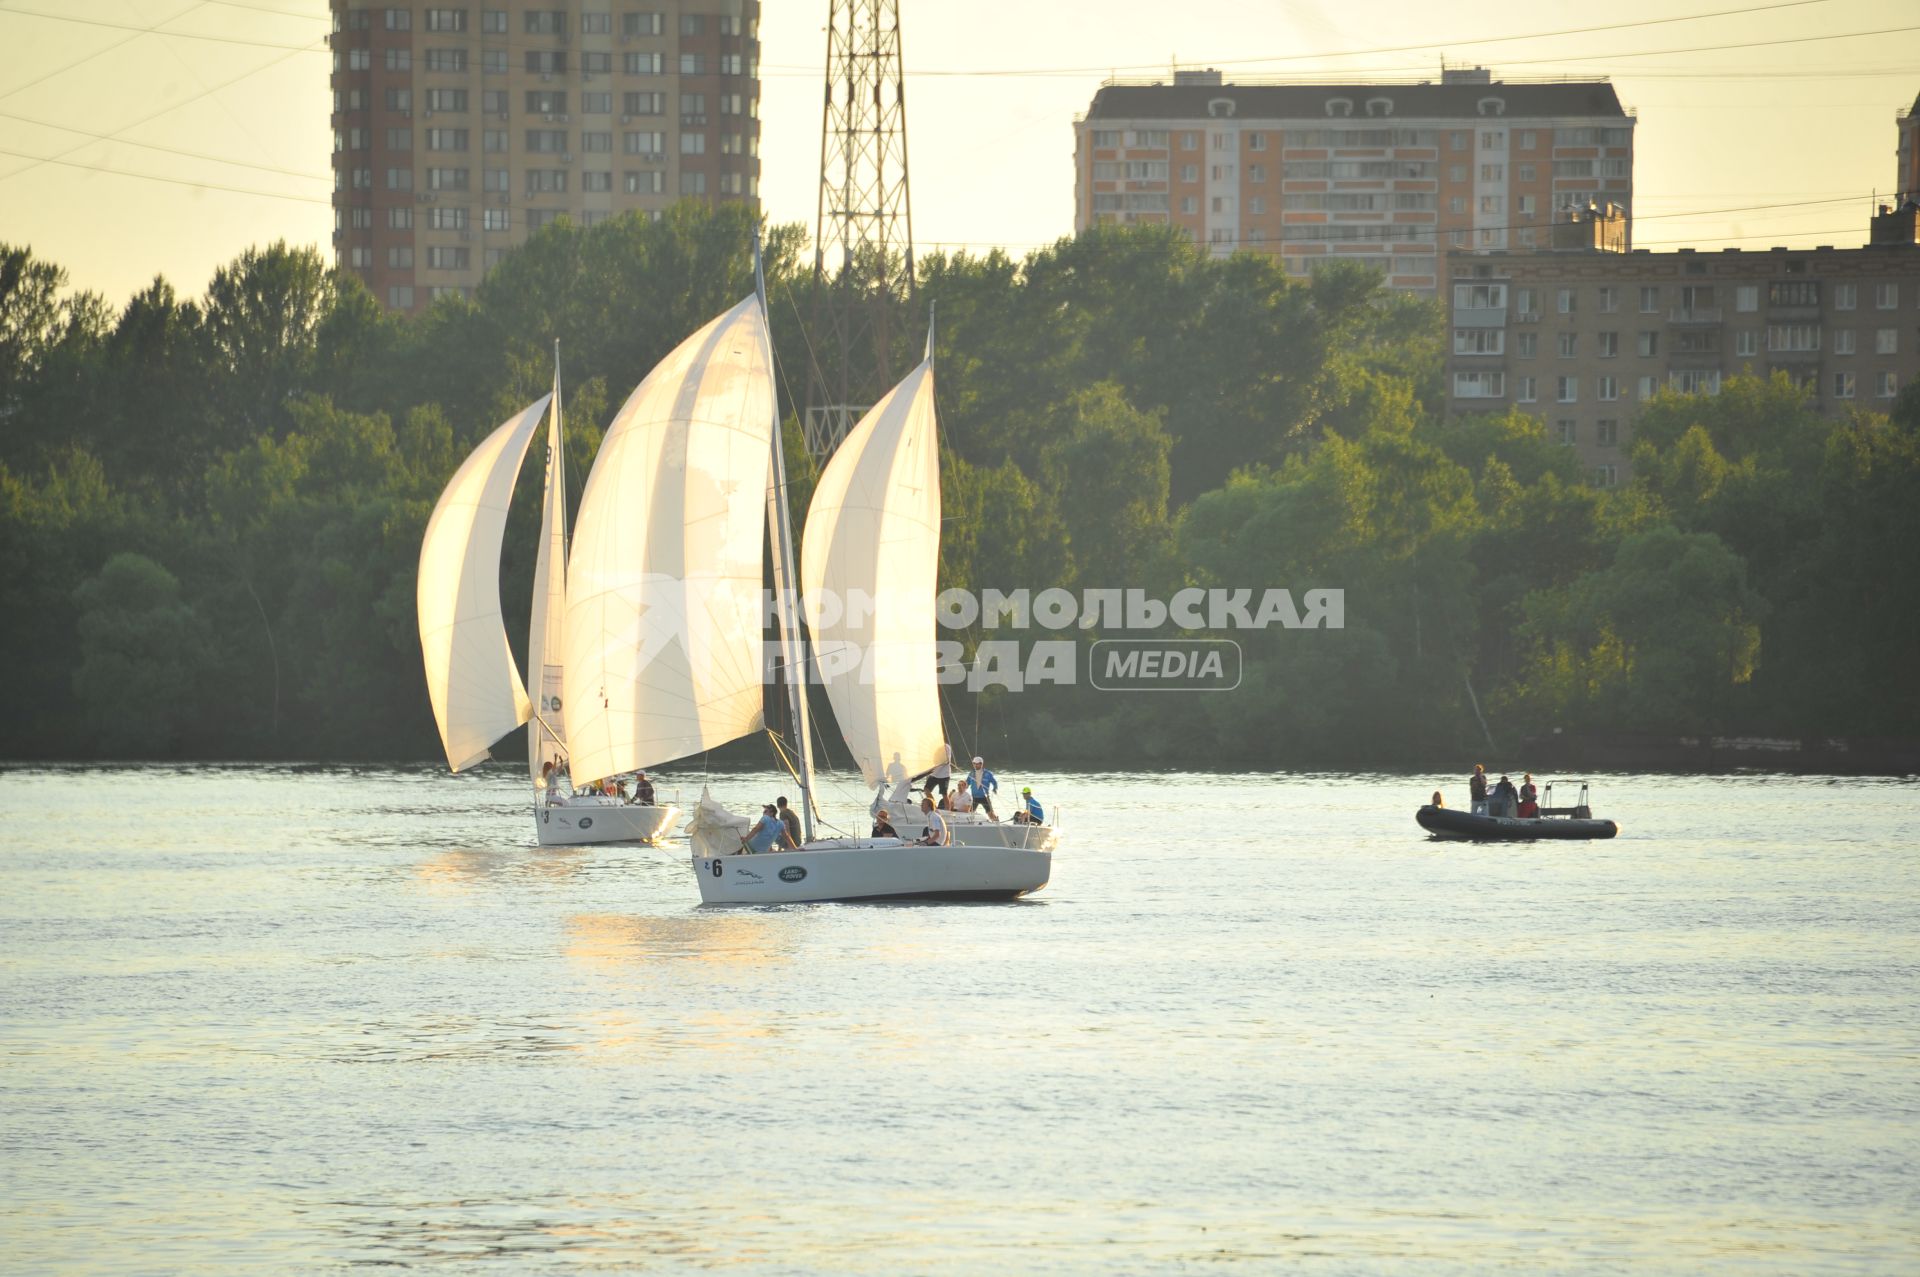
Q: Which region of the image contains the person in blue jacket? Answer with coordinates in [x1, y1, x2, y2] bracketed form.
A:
[1012, 786, 1045, 824]
[966, 755, 999, 820]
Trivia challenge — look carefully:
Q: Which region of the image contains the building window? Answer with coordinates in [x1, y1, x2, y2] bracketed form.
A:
[426, 128, 469, 151]
[1453, 329, 1505, 355]
[624, 91, 665, 116]
[386, 245, 414, 268]
[623, 130, 664, 155]
[583, 92, 611, 114]
[1637, 331, 1658, 357]
[1557, 288, 1576, 314]
[484, 128, 507, 152]
[1597, 376, 1620, 402]
[526, 128, 567, 152]
[626, 51, 664, 75]
[425, 9, 466, 33]
[1594, 464, 1618, 488]
[625, 170, 664, 194]
[526, 169, 567, 193]
[1517, 164, 1535, 184]
[1557, 332, 1577, 357]
[1833, 371, 1855, 399]
[1876, 282, 1899, 309]
[526, 50, 566, 74]
[1876, 328, 1898, 354]
[482, 49, 506, 74]
[1248, 196, 1265, 215]
[581, 52, 611, 75]
[582, 130, 611, 152]
[582, 170, 612, 192]
[1877, 371, 1899, 398]
[1448, 130, 1468, 149]
[1517, 375, 1537, 403]
[384, 48, 411, 71]
[1248, 132, 1267, 151]
[680, 171, 706, 195]
[1518, 130, 1537, 149]
[681, 93, 706, 122]
[1833, 329, 1855, 355]
[1833, 282, 1857, 310]
[425, 48, 466, 72]
[1597, 331, 1618, 357]
[1480, 164, 1504, 182]
[385, 87, 412, 112]
[1670, 370, 1721, 395]
[1448, 164, 1466, 183]
[1557, 419, 1577, 445]
[1516, 332, 1537, 358]
[1597, 420, 1620, 447]
[679, 13, 703, 35]
[428, 207, 467, 230]
[1735, 330, 1758, 357]
[483, 167, 508, 192]
[581, 12, 611, 35]
[427, 167, 469, 190]
[1452, 283, 1507, 309]
[1448, 195, 1465, 215]
[679, 53, 705, 75]
[348, 245, 371, 269]
[483, 208, 510, 231]
[680, 132, 706, 154]
[388, 286, 414, 308]
[384, 8, 411, 30]
[1453, 371, 1505, 398]
[1180, 164, 1198, 182]
[385, 167, 412, 190]
[426, 246, 470, 270]
[1181, 196, 1197, 214]
[1769, 281, 1818, 306]
[482, 10, 508, 34]
[623, 12, 662, 36]
[1639, 286, 1659, 313]
[1556, 375, 1578, 403]
[1212, 132, 1231, 151]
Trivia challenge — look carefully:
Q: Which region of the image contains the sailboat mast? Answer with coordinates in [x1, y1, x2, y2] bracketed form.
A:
[756, 232, 817, 840]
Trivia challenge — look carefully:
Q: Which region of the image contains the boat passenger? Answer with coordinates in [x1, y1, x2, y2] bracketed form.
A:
[776, 796, 802, 846]
[745, 805, 788, 854]
[1012, 786, 1044, 824]
[885, 752, 908, 792]
[1493, 774, 1519, 817]
[951, 783, 976, 814]
[1470, 765, 1489, 815]
[967, 755, 1000, 821]
[541, 760, 562, 805]
[872, 809, 899, 839]
[1519, 773, 1538, 807]
[1517, 796, 1540, 819]
[915, 796, 949, 846]
[633, 771, 655, 806]
[1431, 790, 1446, 809]
[914, 742, 954, 799]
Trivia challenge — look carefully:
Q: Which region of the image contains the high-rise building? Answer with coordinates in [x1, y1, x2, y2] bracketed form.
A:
[1898, 89, 1920, 204]
[1072, 67, 1634, 296]
[329, 2, 761, 312]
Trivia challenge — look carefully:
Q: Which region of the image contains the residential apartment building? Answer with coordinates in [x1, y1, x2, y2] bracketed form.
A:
[1445, 205, 1920, 486]
[1899, 89, 1920, 203]
[329, 1, 761, 311]
[1072, 67, 1634, 296]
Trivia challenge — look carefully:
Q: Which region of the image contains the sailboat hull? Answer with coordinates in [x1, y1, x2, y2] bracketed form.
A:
[693, 843, 1050, 904]
[534, 802, 681, 846]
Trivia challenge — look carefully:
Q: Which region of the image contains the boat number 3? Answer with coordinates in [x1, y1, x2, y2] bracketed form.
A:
[710, 859, 724, 878]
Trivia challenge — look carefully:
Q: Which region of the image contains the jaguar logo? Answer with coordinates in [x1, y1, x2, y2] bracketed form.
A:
[779, 866, 807, 882]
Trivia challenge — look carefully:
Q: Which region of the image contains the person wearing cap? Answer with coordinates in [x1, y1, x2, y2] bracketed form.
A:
[745, 804, 789, 854]
[632, 771, 655, 806]
[1012, 785, 1045, 824]
[871, 808, 899, 839]
[966, 755, 999, 821]
[1469, 764, 1489, 815]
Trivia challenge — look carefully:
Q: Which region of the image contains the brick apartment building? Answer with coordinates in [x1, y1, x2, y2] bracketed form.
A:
[329, 1, 761, 312]
[1072, 66, 1634, 296]
[1444, 203, 1920, 486]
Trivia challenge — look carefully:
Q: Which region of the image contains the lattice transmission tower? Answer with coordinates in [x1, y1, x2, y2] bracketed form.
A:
[804, 0, 915, 459]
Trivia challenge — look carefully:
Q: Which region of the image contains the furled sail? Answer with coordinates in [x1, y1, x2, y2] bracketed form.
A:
[562, 297, 775, 787]
[799, 356, 946, 787]
[526, 364, 569, 785]
[417, 394, 553, 772]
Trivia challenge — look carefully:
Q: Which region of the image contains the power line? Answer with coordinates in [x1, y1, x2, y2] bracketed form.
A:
[0, 5, 325, 52]
[0, 1, 210, 102]
[762, 0, 1844, 77]
[0, 108, 332, 182]
[0, 143, 330, 204]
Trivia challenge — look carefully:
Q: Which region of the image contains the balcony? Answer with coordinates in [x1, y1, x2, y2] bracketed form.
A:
[1668, 307, 1723, 325]
[1767, 346, 1822, 362]
[1453, 306, 1507, 328]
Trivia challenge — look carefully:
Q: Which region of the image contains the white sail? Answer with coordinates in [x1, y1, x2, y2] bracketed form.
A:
[562, 296, 775, 787]
[526, 363, 568, 786]
[417, 394, 553, 772]
[799, 356, 946, 787]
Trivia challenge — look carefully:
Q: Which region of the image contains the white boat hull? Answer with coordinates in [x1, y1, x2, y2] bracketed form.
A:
[694, 841, 1050, 904]
[534, 802, 680, 846]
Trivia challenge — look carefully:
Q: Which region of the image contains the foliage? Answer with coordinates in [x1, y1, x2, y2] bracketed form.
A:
[0, 214, 1913, 763]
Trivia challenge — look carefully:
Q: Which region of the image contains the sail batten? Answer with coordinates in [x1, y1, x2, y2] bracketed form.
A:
[417, 394, 553, 772]
[561, 296, 776, 787]
[800, 358, 946, 788]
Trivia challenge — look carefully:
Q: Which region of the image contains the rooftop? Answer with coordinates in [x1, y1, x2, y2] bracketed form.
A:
[1083, 76, 1630, 123]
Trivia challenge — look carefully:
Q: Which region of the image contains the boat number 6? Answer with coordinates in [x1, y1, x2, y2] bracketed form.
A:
[710, 858, 723, 878]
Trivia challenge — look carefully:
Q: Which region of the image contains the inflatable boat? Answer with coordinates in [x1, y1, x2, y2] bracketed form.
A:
[1417, 781, 1618, 841]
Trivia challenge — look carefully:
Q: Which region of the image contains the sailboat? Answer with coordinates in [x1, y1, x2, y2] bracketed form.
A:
[806, 313, 1059, 856]
[416, 353, 680, 846]
[676, 265, 1051, 903]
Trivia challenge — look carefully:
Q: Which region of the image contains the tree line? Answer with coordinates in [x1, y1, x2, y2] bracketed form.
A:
[3, 204, 1915, 767]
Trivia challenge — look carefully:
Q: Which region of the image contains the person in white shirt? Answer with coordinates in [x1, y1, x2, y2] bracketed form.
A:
[926, 742, 954, 800]
[950, 783, 975, 814]
[915, 795, 949, 846]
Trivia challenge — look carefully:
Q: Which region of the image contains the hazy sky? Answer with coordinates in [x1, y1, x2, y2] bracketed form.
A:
[2, 0, 1916, 307]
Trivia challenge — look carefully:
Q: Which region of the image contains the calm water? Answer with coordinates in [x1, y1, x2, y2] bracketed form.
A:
[2, 765, 1917, 1274]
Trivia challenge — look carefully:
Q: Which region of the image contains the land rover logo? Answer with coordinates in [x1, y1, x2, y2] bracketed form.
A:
[779, 866, 807, 883]
[578, 817, 593, 830]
